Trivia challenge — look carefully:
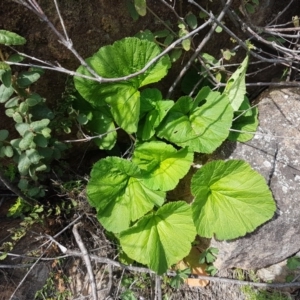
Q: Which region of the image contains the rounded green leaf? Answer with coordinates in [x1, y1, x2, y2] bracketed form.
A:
[120, 201, 196, 274]
[15, 123, 30, 136]
[191, 160, 276, 240]
[0, 30, 26, 46]
[17, 71, 41, 87]
[19, 131, 34, 150]
[25, 93, 42, 106]
[134, 0, 146, 16]
[12, 112, 23, 123]
[34, 134, 48, 147]
[4, 145, 13, 157]
[1, 68, 12, 87]
[0, 84, 14, 103]
[0, 129, 9, 141]
[133, 141, 193, 191]
[18, 153, 31, 175]
[185, 12, 198, 29]
[26, 149, 41, 164]
[19, 102, 29, 114]
[5, 96, 20, 108]
[157, 87, 233, 153]
[30, 119, 50, 132]
[74, 37, 171, 133]
[87, 157, 165, 233]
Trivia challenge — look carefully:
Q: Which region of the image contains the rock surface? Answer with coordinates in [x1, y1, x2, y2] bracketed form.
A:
[211, 88, 300, 270]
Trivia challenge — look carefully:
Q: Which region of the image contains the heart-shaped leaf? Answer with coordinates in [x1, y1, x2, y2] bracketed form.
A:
[120, 201, 196, 274]
[157, 87, 233, 153]
[74, 37, 171, 133]
[191, 160, 276, 240]
[87, 157, 165, 233]
[133, 141, 193, 191]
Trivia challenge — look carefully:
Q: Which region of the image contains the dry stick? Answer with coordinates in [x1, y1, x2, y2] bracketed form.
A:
[158, 0, 186, 24]
[266, 0, 295, 26]
[190, 0, 295, 66]
[11, 0, 211, 85]
[167, 0, 233, 98]
[73, 223, 98, 300]
[2, 249, 300, 289]
[64, 128, 120, 143]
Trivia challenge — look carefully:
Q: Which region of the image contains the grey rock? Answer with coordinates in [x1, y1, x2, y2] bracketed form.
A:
[210, 88, 300, 270]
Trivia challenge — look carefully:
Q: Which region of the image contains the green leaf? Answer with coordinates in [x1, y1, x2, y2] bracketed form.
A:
[287, 257, 300, 270]
[0, 30, 26, 46]
[26, 149, 41, 164]
[15, 123, 30, 136]
[19, 102, 29, 114]
[34, 134, 48, 147]
[134, 0, 146, 16]
[18, 153, 31, 175]
[228, 96, 258, 142]
[41, 128, 51, 139]
[1, 68, 12, 87]
[12, 112, 23, 123]
[86, 106, 117, 150]
[133, 141, 193, 191]
[25, 93, 42, 106]
[215, 26, 223, 33]
[224, 55, 248, 111]
[17, 71, 41, 87]
[185, 12, 198, 29]
[245, 3, 255, 14]
[19, 131, 34, 150]
[126, 0, 140, 21]
[157, 87, 233, 153]
[181, 38, 191, 51]
[4, 145, 13, 157]
[119, 201, 196, 274]
[5, 96, 20, 108]
[135, 29, 155, 42]
[6, 53, 25, 63]
[87, 157, 165, 233]
[0, 129, 9, 141]
[0, 84, 14, 103]
[170, 49, 183, 63]
[138, 88, 174, 140]
[30, 119, 50, 132]
[74, 37, 171, 133]
[191, 160, 276, 240]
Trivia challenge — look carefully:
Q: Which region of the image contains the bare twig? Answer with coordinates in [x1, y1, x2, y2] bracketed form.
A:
[2, 248, 300, 289]
[73, 223, 98, 300]
[167, 0, 233, 98]
[0, 169, 37, 206]
[10, 0, 211, 85]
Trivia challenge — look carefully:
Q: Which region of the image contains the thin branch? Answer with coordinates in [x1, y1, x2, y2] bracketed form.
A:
[167, 0, 233, 98]
[11, 0, 211, 85]
[73, 223, 98, 300]
[2, 249, 300, 289]
[0, 169, 38, 206]
[64, 127, 120, 143]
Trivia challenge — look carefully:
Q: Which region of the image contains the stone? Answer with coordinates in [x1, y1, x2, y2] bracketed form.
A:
[210, 88, 300, 270]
